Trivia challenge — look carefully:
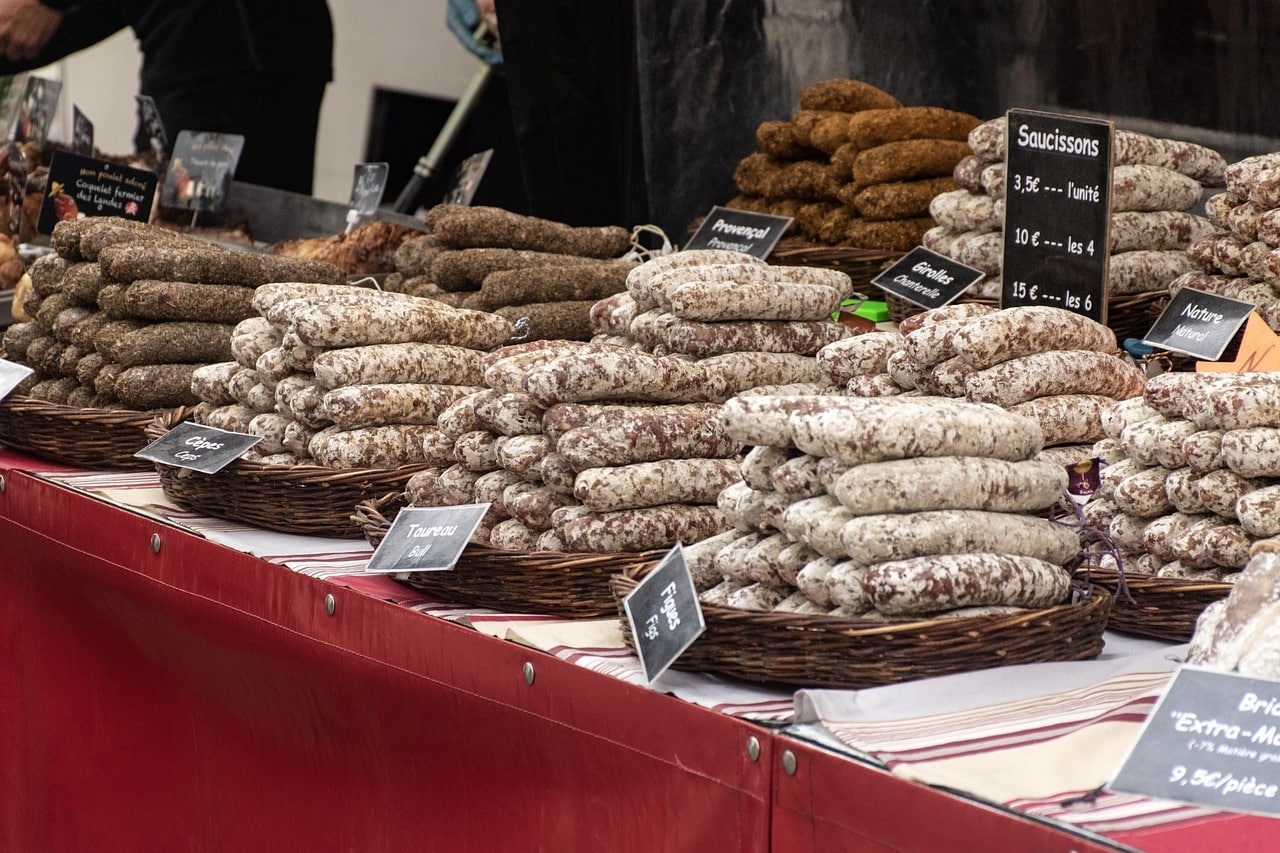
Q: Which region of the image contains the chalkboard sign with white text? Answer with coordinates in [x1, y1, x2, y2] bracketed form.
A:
[685, 205, 791, 259]
[622, 546, 706, 684]
[1002, 109, 1114, 323]
[366, 504, 490, 574]
[872, 246, 985, 310]
[134, 421, 260, 474]
[1111, 667, 1280, 817]
[1143, 287, 1254, 361]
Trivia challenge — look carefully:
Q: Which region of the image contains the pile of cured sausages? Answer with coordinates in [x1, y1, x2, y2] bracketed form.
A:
[383, 204, 635, 342]
[1085, 371, 1280, 583]
[1186, 153, 1280, 331]
[727, 78, 979, 251]
[924, 117, 1224, 301]
[689, 394, 1078, 618]
[1, 217, 343, 410]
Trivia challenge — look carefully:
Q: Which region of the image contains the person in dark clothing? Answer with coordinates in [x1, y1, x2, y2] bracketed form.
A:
[0, 0, 333, 194]
[492, 0, 649, 229]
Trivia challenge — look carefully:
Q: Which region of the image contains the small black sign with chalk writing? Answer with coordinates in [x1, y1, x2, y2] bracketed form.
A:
[872, 246, 985, 310]
[163, 130, 245, 212]
[0, 358, 33, 401]
[38, 151, 158, 235]
[1143, 287, 1254, 361]
[1111, 667, 1280, 818]
[134, 421, 261, 474]
[71, 105, 93, 156]
[366, 503, 491, 574]
[685, 205, 791, 259]
[622, 545, 706, 684]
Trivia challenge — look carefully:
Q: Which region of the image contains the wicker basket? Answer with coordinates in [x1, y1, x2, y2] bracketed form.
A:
[355, 496, 664, 618]
[610, 566, 1113, 689]
[0, 395, 190, 470]
[145, 411, 426, 538]
[1079, 568, 1232, 642]
[767, 240, 903, 291]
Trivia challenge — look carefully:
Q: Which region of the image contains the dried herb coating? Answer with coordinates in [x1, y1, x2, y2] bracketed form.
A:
[99, 242, 345, 287]
[470, 263, 632, 311]
[28, 253, 69, 296]
[495, 300, 596, 342]
[60, 262, 108, 304]
[102, 320, 235, 367]
[426, 204, 631, 258]
[393, 234, 442, 277]
[430, 247, 604, 292]
[120, 280, 256, 323]
[114, 362, 201, 409]
[1, 321, 39, 361]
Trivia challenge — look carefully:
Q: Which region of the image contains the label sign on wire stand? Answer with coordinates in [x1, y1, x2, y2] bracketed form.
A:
[134, 421, 261, 475]
[0, 358, 33, 401]
[366, 503, 491, 574]
[871, 246, 986, 310]
[1142, 287, 1255, 362]
[1002, 108, 1114, 324]
[684, 205, 792, 259]
[622, 545, 706, 685]
[1110, 666, 1280, 817]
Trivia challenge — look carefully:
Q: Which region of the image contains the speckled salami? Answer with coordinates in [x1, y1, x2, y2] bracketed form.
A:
[931, 191, 1001, 234]
[1170, 522, 1252, 570]
[589, 292, 639, 335]
[898, 302, 999, 337]
[189, 361, 239, 406]
[556, 405, 738, 470]
[1141, 513, 1216, 562]
[495, 433, 551, 480]
[1164, 468, 1208, 514]
[1109, 512, 1155, 551]
[624, 250, 763, 303]
[1108, 249, 1199, 295]
[1111, 210, 1217, 253]
[1238, 486, 1280, 536]
[951, 154, 988, 193]
[1119, 417, 1198, 468]
[282, 293, 514, 350]
[864, 553, 1070, 615]
[1205, 191, 1244, 229]
[830, 456, 1064, 515]
[1006, 394, 1111, 447]
[901, 315, 970, 368]
[471, 468, 522, 507]
[432, 391, 484, 439]
[1081, 496, 1120, 528]
[769, 453, 826, 499]
[951, 307, 1117, 371]
[740, 445, 788, 491]
[1113, 466, 1175, 517]
[816, 330, 902, 382]
[791, 397, 1044, 464]
[1111, 164, 1203, 213]
[717, 394, 836, 447]
[844, 373, 905, 397]
[964, 350, 1144, 408]
[573, 457, 740, 512]
[717, 481, 776, 532]
[1183, 429, 1226, 474]
[883, 349, 925, 390]
[700, 351, 827, 396]
[839, 510, 1078, 566]
[1197, 468, 1271, 519]
[1113, 132, 1227, 185]
[650, 315, 850, 358]
[638, 263, 852, 312]
[504, 483, 576, 530]
[312, 343, 485, 389]
[522, 346, 717, 406]
[245, 412, 289, 455]
[482, 342, 596, 393]
[453, 429, 501, 472]
[664, 279, 845, 323]
[779, 496, 854, 558]
[198, 403, 257, 434]
[1184, 379, 1280, 430]
[538, 452, 578, 496]
[1221, 428, 1280, 478]
[486, 518, 540, 550]
[229, 317, 280, 369]
[556, 503, 727, 553]
[318, 383, 479, 430]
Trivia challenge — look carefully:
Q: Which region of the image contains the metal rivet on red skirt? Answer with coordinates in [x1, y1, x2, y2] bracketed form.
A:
[782, 750, 798, 776]
[324, 594, 336, 616]
[150, 532, 161, 553]
[746, 737, 761, 762]
[523, 662, 536, 685]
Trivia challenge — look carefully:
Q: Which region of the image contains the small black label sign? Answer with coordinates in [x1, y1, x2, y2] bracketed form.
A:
[444, 149, 493, 206]
[0, 357, 33, 401]
[134, 421, 261, 474]
[366, 504, 490, 574]
[1143, 288, 1254, 361]
[1111, 667, 1280, 817]
[872, 246, 985, 310]
[71, 105, 93, 156]
[622, 546, 706, 684]
[38, 151, 158, 235]
[348, 162, 389, 216]
[135, 94, 168, 156]
[9, 76, 60, 147]
[685, 205, 791, 259]
[162, 130, 245, 212]
[1002, 109, 1114, 323]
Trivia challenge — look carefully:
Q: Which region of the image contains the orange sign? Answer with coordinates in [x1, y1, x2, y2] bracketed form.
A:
[1197, 312, 1280, 373]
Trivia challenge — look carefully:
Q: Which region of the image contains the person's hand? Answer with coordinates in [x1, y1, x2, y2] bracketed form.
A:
[0, 0, 62, 62]
[476, 0, 497, 38]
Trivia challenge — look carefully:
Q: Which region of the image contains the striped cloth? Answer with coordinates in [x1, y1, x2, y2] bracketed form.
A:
[792, 647, 1232, 835]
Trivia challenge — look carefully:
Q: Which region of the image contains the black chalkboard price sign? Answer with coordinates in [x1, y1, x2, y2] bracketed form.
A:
[1142, 287, 1255, 361]
[622, 545, 706, 684]
[1002, 109, 1114, 324]
[1111, 667, 1280, 818]
[134, 421, 261, 474]
[366, 503, 491, 574]
[872, 246, 986, 310]
[685, 205, 791, 259]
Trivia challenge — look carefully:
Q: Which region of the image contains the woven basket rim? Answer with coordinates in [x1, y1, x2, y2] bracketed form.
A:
[3, 393, 178, 426]
[614, 563, 1109, 638]
[1081, 566, 1234, 596]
